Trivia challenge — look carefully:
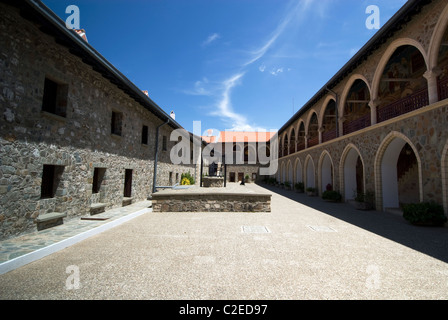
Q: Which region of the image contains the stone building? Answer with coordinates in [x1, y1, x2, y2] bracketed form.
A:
[274, 0, 448, 214]
[0, 0, 201, 239]
[202, 131, 275, 183]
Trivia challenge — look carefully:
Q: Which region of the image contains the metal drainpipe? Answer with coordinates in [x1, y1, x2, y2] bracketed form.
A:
[326, 87, 339, 138]
[152, 118, 170, 194]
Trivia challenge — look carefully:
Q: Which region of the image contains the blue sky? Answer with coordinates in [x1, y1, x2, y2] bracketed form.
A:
[43, 0, 407, 135]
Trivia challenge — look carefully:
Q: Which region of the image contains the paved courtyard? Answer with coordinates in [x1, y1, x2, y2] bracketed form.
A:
[1, 183, 448, 300]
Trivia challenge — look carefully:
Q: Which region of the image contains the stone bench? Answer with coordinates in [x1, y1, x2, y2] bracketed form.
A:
[90, 203, 107, 215]
[35, 212, 67, 231]
[122, 197, 133, 207]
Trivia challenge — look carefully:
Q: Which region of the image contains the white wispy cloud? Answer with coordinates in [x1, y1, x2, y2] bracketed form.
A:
[202, 33, 220, 46]
[210, 73, 250, 130]
[189, 0, 322, 131]
[243, 0, 316, 67]
[183, 77, 213, 96]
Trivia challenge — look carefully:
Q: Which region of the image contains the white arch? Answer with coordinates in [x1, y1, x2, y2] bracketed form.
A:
[318, 151, 334, 194]
[428, 2, 448, 71]
[340, 144, 365, 201]
[294, 158, 303, 183]
[318, 95, 337, 126]
[371, 38, 429, 101]
[305, 110, 319, 135]
[374, 131, 423, 211]
[286, 160, 293, 183]
[305, 155, 316, 189]
[339, 74, 372, 118]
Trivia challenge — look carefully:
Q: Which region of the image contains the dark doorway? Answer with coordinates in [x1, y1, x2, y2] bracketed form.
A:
[124, 169, 133, 197]
[229, 172, 236, 182]
[238, 172, 244, 182]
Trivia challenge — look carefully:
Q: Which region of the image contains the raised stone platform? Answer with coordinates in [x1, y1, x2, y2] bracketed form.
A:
[151, 183, 271, 213]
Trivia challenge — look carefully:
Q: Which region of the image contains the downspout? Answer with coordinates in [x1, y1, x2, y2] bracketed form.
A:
[152, 118, 170, 193]
[326, 87, 339, 138]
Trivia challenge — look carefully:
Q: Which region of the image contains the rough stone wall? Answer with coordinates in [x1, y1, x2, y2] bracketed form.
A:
[152, 194, 271, 213]
[0, 4, 198, 240]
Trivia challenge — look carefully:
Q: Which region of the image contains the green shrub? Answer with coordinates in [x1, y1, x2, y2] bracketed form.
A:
[322, 190, 342, 202]
[181, 172, 195, 185]
[295, 182, 304, 191]
[402, 202, 447, 226]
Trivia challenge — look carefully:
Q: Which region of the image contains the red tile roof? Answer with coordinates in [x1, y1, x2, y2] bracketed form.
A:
[216, 131, 276, 143]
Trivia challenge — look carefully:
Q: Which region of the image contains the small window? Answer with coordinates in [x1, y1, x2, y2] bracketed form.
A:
[92, 168, 106, 194]
[169, 172, 173, 185]
[41, 165, 64, 199]
[162, 135, 167, 151]
[42, 77, 68, 117]
[141, 125, 148, 145]
[111, 111, 123, 136]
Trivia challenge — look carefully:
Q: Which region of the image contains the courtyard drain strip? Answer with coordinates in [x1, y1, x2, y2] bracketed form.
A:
[307, 225, 337, 232]
[241, 226, 270, 234]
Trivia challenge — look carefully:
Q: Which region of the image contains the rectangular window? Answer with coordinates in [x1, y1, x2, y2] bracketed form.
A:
[92, 168, 106, 194]
[41, 165, 64, 199]
[169, 172, 173, 185]
[111, 111, 123, 136]
[162, 135, 167, 151]
[42, 77, 68, 117]
[141, 125, 148, 145]
[124, 169, 132, 197]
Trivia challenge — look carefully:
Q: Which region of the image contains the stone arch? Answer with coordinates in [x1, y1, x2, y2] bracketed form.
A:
[304, 155, 316, 189]
[340, 78, 372, 135]
[286, 160, 293, 184]
[307, 112, 319, 148]
[318, 150, 334, 195]
[280, 161, 286, 183]
[428, 2, 448, 71]
[294, 157, 303, 183]
[372, 38, 429, 101]
[296, 120, 306, 151]
[339, 144, 365, 201]
[442, 141, 448, 215]
[320, 97, 337, 143]
[340, 74, 372, 116]
[374, 131, 423, 211]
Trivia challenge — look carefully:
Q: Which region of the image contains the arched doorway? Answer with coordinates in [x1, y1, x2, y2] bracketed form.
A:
[320, 152, 333, 194]
[295, 158, 303, 183]
[377, 134, 422, 211]
[376, 45, 428, 123]
[287, 161, 293, 184]
[441, 142, 448, 215]
[342, 146, 365, 201]
[305, 156, 315, 189]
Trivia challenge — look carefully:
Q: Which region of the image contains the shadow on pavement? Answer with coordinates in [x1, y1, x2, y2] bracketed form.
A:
[259, 183, 448, 264]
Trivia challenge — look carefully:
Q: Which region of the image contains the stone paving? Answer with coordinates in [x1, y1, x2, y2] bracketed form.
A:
[1, 183, 448, 300]
[0, 200, 152, 265]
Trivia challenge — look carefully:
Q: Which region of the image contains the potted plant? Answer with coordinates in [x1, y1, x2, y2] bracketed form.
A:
[279, 182, 284, 189]
[402, 202, 447, 226]
[245, 174, 251, 183]
[322, 190, 342, 202]
[284, 181, 291, 190]
[306, 187, 317, 196]
[354, 190, 375, 210]
[295, 182, 304, 193]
